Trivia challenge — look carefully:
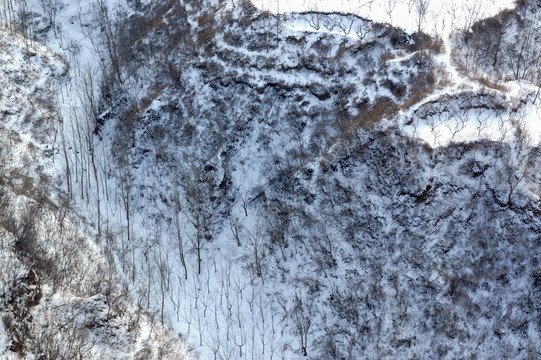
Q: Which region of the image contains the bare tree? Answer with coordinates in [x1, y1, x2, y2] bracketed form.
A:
[336, 16, 354, 36]
[244, 221, 266, 280]
[292, 294, 312, 357]
[179, 159, 215, 276]
[79, 67, 103, 238]
[171, 189, 188, 279]
[355, 21, 373, 42]
[306, 11, 321, 31]
[504, 19, 541, 81]
[446, 107, 468, 141]
[230, 216, 244, 247]
[462, 0, 483, 34]
[40, 0, 62, 37]
[474, 108, 491, 138]
[384, 0, 398, 25]
[414, 0, 430, 34]
[503, 115, 530, 206]
[426, 113, 442, 146]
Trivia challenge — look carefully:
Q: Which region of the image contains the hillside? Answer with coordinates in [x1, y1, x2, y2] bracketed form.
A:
[0, 0, 540, 359]
[0, 7, 192, 360]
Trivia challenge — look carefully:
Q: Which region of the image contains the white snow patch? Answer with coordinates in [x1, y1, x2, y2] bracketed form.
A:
[258, 0, 515, 39]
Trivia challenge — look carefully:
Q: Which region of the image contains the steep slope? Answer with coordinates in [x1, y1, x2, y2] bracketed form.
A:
[55, 0, 540, 358]
[268, 130, 541, 358]
[6, 0, 541, 359]
[0, 25, 192, 360]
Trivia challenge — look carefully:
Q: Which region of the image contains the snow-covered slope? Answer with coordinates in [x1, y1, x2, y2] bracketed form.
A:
[2, 0, 541, 359]
[0, 14, 193, 360]
[52, 0, 538, 358]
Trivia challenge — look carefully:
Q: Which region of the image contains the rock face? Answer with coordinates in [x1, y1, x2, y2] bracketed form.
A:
[1, 0, 541, 358]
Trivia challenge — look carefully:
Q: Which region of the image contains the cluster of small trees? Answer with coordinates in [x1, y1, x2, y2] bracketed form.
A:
[0, 0, 31, 34]
[0, 0, 62, 46]
[456, 1, 541, 84]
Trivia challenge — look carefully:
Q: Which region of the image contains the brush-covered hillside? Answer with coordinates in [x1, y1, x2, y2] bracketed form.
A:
[0, 0, 540, 359]
[0, 25, 193, 359]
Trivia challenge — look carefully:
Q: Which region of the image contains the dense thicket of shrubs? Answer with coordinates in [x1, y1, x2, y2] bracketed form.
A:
[453, 0, 541, 85]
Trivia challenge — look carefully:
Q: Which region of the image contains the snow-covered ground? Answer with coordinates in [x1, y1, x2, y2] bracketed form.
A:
[258, 0, 515, 37]
[2, 0, 539, 358]
[44, 0, 540, 358]
[257, 0, 541, 148]
[0, 1, 195, 358]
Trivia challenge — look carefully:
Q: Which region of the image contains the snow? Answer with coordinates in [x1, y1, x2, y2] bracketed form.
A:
[254, 0, 541, 149]
[258, 0, 516, 38]
[0, 0, 537, 358]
